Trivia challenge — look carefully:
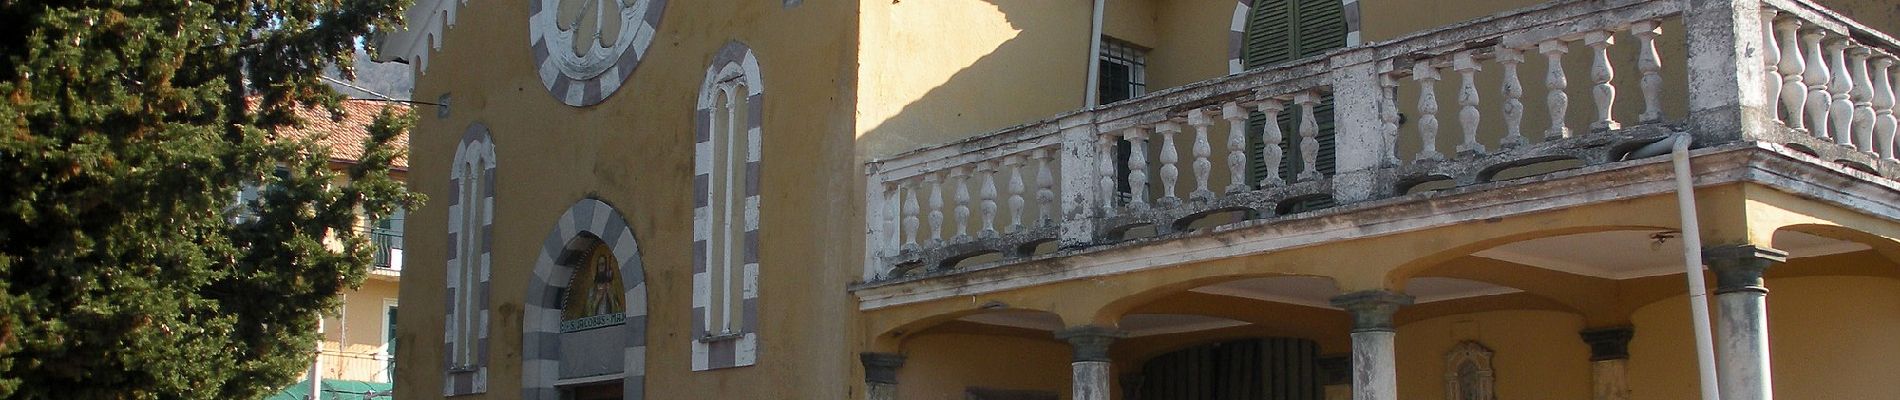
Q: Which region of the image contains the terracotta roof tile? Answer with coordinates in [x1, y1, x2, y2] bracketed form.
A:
[273, 99, 412, 169]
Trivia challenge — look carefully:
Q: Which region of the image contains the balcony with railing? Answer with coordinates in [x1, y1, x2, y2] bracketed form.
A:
[857, 0, 1899, 287]
[368, 226, 403, 276]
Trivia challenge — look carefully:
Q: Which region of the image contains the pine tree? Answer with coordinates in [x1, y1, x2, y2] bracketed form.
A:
[0, 0, 419, 397]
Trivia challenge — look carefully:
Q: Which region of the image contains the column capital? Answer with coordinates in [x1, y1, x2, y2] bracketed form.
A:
[860, 352, 906, 385]
[1055, 325, 1126, 362]
[1580, 326, 1635, 361]
[1704, 244, 1787, 294]
[1331, 290, 1414, 332]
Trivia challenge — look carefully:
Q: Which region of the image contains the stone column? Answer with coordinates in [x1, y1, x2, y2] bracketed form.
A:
[1581, 327, 1635, 400]
[1056, 326, 1124, 400]
[861, 352, 906, 400]
[1706, 245, 1786, 400]
[1331, 290, 1413, 400]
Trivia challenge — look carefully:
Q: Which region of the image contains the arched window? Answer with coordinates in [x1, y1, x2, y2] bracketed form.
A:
[1240, 0, 1351, 212]
[444, 124, 494, 395]
[692, 42, 763, 371]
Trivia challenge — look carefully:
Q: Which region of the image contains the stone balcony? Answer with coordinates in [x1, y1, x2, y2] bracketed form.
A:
[854, 0, 1900, 304]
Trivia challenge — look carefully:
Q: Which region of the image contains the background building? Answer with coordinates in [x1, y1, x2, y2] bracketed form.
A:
[265, 100, 412, 400]
[374, 0, 1899, 399]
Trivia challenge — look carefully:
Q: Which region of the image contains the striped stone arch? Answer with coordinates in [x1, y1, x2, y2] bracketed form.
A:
[1228, 0, 1364, 74]
[444, 123, 495, 396]
[690, 40, 763, 371]
[522, 198, 650, 400]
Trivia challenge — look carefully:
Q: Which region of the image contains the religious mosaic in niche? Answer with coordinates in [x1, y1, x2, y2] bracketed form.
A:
[560, 242, 626, 332]
[528, 0, 665, 107]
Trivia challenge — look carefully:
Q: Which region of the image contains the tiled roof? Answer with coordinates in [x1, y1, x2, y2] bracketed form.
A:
[276, 99, 412, 169]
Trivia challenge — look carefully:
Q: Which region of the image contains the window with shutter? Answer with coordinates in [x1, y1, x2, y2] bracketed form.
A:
[1099, 37, 1148, 199]
[1242, 0, 1346, 212]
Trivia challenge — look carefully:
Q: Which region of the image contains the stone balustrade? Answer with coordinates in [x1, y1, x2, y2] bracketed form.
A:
[860, 0, 1899, 282]
[1759, 0, 1900, 168]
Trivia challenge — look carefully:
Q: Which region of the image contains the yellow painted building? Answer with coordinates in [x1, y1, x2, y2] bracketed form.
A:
[271, 100, 413, 397]
[372, 0, 1900, 399]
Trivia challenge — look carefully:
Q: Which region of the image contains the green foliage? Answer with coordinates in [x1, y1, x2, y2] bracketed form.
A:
[0, 0, 419, 397]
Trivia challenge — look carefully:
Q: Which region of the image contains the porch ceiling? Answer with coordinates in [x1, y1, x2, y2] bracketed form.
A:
[1473, 230, 1869, 280]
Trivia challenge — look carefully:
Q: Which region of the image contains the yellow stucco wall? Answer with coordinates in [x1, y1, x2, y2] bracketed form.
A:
[322, 277, 403, 383]
[896, 333, 1073, 400]
[856, 0, 1092, 158]
[1394, 310, 1593, 400]
[396, 0, 861, 399]
[1630, 275, 1900, 400]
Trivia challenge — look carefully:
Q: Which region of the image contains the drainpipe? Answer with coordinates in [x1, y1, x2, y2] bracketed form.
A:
[1084, 0, 1106, 108]
[309, 318, 325, 400]
[1667, 132, 1722, 400]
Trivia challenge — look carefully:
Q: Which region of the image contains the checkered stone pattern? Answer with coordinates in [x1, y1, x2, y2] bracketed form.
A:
[528, 0, 668, 107]
[444, 124, 495, 396]
[1227, 0, 1363, 74]
[522, 198, 649, 400]
[691, 41, 763, 371]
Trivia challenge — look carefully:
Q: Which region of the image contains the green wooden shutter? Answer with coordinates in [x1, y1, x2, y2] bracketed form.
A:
[1243, 0, 1346, 212]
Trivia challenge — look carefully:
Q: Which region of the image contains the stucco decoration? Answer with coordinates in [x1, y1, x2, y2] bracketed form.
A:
[443, 123, 495, 396]
[528, 0, 667, 106]
[1228, 0, 1364, 74]
[1444, 341, 1496, 400]
[522, 199, 650, 400]
[691, 40, 765, 371]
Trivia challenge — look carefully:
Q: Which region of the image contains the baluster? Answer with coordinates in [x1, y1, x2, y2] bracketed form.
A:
[950, 165, 972, 242]
[1096, 134, 1119, 215]
[977, 160, 1000, 238]
[1760, 11, 1782, 122]
[1498, 47, 1528, 149]
[1776, 18, 1808, 132]
[1124, 127, 1151, 211]
[1827, 39, 1855, 149]
[1380, 74, 1404, 164]
[924, 172, 944, 246]
[1156, 122, 1182, 206]
[1033, 148, 1056, 227]
[1188, 109, 1215, 201]
[1415, 62, 1446, 162]
[1540, 40, 1572, 140]
[1850, 47, 1877, 153]
[1257, 99, 1288, 187]
[1875, 56, 1898, 160]
[1453, 51, 1486, 157]
[1295, 91, 1323, 182]
[1585, 31, 1619, 131]
[1801, 29, 1832, 140]
[1004, 154, 1027, 233]
[884, 182, 900, 256]
[901, 178, 920, 251]
[1222, 102, 1251, 193]
[1633, 21, 1664, 123]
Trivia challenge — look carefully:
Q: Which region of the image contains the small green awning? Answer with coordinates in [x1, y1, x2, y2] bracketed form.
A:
[263, 379, 394, 400]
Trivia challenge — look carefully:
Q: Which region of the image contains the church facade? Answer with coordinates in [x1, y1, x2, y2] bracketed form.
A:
[376, 0, 1900, 399]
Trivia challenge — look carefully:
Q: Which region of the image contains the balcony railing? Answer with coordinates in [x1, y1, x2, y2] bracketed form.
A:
[861, 0, 1900, 283]
[369, 229, 403, 272]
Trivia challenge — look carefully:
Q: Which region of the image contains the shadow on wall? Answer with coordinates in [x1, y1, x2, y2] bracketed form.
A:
[856, 0, 1092, 159]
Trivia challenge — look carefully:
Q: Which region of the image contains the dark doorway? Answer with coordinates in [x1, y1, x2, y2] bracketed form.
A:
[1135, 337, 1323, 400]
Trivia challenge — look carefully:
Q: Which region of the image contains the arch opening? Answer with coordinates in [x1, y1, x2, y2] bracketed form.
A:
[521, 199, 649, 400]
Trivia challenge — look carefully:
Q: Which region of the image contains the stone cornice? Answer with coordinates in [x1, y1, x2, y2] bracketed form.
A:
[371, 0, 469, 72]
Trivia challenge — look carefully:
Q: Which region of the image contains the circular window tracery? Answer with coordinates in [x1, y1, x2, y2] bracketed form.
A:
[528, 0, 664, 106]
